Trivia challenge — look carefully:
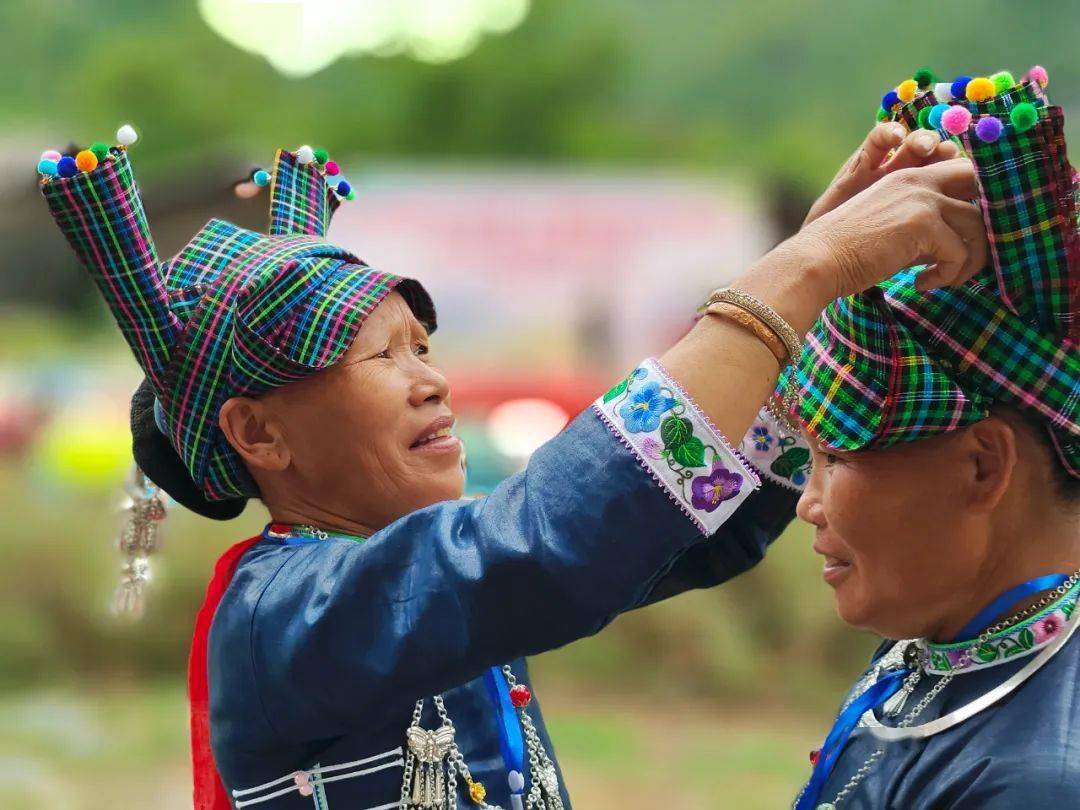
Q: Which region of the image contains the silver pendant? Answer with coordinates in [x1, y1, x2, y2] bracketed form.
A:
[406, 726, 455, 808]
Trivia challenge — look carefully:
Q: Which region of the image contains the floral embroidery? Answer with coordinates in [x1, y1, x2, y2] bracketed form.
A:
[738, 408, 811, 491]
[923, 581, 1080, 674]
[690, 462, 744, 512]
[593, 358, 758, 534]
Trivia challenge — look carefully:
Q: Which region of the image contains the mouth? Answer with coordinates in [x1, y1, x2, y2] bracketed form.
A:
[813, 540, 853, 587]
[409, 416, 461, 454]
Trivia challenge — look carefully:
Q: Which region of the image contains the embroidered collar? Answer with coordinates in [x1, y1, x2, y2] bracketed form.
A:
[922, 578, 1080, 674]
[265, 523, 368, 544]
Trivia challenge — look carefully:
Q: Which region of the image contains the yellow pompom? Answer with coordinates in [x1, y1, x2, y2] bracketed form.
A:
[965, 77, 996, 102]
[75, 149, 98, 172]
[468, 781, 487, 804]
[897, 79, 918, 103]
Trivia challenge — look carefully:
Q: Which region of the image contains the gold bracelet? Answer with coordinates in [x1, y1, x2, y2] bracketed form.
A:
[703, 287, 803, 366]
[703, 302, 789, 365]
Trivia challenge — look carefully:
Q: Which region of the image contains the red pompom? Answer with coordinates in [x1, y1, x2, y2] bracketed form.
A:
[509, 684, 532, 708]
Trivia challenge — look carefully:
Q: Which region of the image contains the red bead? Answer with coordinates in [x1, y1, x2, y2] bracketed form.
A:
[809, 749, 820, 766]
[509, 684, 532, 708]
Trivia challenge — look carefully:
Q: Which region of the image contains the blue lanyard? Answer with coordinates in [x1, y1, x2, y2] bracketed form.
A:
[799, 572, 1072, 809]
[951, 573, 1069, 641]
[482, 666, 526, 799]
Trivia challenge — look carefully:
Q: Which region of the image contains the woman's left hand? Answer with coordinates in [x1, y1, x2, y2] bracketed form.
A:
[804, 123, 960, 227]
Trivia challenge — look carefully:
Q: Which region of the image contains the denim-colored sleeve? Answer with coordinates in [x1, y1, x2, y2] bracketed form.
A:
[246, 359, 763, 737]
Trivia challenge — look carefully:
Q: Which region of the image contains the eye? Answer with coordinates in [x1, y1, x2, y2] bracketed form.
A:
[825, 453, 841, 466]
[414, 342, 429, 357]
[375, 348, 392, 359]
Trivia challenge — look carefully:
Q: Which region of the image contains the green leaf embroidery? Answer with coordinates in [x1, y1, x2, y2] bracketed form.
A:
[660, 416, 694, 449]
[1062, 601, 1075, 619]
[975, 642, 999, 663]
[770, 446, 811, 480]
[931, 650, 951, 671]
[602, 377, 629, 403]
[671, 436, 706, 468]
[1017, 628, 1035, 650]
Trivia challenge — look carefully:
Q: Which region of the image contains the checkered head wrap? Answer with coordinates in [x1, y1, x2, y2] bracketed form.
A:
[40, 135, 435, 504]
[791, 67, 1079, 477]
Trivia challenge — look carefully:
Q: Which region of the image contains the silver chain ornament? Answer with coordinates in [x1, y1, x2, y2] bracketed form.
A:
[111, 466, 167, 618]
[810, 569, 1080, 810]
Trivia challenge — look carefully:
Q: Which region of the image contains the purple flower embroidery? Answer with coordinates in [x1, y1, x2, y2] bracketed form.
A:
[751, 424, 772, 451]
[1032, 611, 1066, 644]
[690, 462, 744, 512]
[641, 436, 663, 460]
[618, 381, 676, 433]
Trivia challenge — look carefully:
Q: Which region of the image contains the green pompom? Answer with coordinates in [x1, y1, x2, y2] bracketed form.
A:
[90, 141, 110, 161]
[345, 189, 356, 201]
[313, 147, 329, 165]
[876, 108, 889, 122]
[1010, 102, 1038, 132]
[917, 106, 934, 129]
[990, 70, 1016, 94]
[913, 67, 936, 89]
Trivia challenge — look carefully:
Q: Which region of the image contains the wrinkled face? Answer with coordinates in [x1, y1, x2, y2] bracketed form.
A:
[796, 430, 993, 640]
[259, 291, 464, 529]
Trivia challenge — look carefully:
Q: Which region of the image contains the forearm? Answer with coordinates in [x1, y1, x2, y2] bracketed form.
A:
[660, 235, 835, 439]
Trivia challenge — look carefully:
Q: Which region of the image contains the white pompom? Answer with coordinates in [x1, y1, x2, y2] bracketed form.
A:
[933, 82, 953, 102]
[116, 124, 138, 146]
[296, 145, 315, 164]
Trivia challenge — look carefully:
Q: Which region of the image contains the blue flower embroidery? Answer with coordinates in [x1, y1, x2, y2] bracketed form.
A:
[791, 469, 807, 487]
[618, 381, 676, 433]
[751, 425, 772, 451]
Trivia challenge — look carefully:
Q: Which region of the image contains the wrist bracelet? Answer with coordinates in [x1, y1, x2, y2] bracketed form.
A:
[703, 287, 803, 365]
[703, 301, 788, 365]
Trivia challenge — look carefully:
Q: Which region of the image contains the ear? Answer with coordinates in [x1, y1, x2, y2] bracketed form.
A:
[218, 396, 291, 473]
[964, 417, 1018, 513]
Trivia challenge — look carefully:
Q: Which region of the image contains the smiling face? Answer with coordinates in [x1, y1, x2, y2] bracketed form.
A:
[220, 291, 465, 532]
[796, 427, 1007, 641]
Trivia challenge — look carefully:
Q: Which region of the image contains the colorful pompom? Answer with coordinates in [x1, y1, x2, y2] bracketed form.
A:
[252, 169, 271, 187]
[1010, 102, 1038, 133]
[990, 71, 1015, 94]
[913, 68, 936, 89]
[974, 116, 1003, 142]
[345, 189, 356, 201]
[57, 155, 78, 178]
[941, 105, 973, 136]
[897, 79, 918, 103]
[335, 180, 351, 196]
[40, 149, 62, 162]
[917, 106, 934, 130]
[90, 142, 110, 162]
[882, 90, 900, 111]
[37, 159, 58, 176]
[965, 77, 996, 102]
[933, 82, 953, 102]
[928, 103, 950, 130]
[116, 124, 138, 146]
[876, 108, 889, 122]
[313, 147, 329, 165]
[296, 145, 315, 164]
[75, 149, 98, 172]
[950, 76, 971, 100]
[1027, 65, 1049, 88]
[324, 160, 340, 176]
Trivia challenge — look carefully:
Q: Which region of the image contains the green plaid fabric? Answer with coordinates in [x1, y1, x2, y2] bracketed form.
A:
[42, 142, 435, 501]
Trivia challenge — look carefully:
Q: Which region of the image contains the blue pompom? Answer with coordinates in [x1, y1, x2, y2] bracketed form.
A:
[37, 158, 59, 176]
[928, 103, 951, 130]
[336, 180, 351, 196]
[57, 155, 78, 178]
[881, 90, 900, 111]
[950, 76, 971, 101]
[253, 169, 271, 187]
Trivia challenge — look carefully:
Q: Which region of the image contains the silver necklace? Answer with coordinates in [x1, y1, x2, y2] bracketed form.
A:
[811, 568, 1080, 810]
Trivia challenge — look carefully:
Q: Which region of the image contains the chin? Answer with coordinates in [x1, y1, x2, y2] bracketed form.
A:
[411, 468, 466, 510]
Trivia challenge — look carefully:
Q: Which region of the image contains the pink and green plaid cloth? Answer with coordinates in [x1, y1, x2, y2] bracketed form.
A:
[42, 145, 434, 501]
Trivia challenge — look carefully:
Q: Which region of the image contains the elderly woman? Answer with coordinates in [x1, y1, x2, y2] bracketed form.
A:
[790, 67, 1080, 810]
[39, 123, 979, 810]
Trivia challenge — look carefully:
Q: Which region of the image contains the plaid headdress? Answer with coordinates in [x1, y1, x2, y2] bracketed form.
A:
[39, 131, 435, 504]
[792, 66, 1079, 477]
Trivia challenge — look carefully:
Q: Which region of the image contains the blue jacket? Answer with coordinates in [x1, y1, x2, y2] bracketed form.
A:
[208, 377, 801, 808]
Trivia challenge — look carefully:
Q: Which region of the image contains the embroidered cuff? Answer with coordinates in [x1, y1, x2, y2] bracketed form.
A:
[738, 403, 812, 491]
[593, 358, 759, 535]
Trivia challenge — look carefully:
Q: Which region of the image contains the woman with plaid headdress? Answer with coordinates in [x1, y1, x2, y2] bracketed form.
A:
[790, 67, 1080, 810]
[39, 121, 981, 809]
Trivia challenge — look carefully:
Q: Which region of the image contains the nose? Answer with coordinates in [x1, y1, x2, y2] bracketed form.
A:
[407, 358, 451, 408]
[795, 466, 827, 528]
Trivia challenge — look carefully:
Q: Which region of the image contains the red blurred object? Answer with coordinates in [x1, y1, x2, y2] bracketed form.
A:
[447, 370, 601, 418]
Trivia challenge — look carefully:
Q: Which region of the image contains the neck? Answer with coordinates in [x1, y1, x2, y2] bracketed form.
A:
[267, 503, 380, 541]
[928, 514, 1080, 643]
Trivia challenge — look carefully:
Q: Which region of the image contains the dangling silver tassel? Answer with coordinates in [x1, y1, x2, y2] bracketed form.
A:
[111, 465, 167, 619]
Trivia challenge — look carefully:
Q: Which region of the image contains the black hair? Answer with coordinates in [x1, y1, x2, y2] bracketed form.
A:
[996, 406, 1080, 506]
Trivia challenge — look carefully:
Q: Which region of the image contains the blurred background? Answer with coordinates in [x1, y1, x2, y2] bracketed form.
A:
[2, 1, 1079, 807]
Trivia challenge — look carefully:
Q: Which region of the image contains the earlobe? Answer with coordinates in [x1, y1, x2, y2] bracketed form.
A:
[218, 397, 291, 473]
[968, 419, 1017, 513]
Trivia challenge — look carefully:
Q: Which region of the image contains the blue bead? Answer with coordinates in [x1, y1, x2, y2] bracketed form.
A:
[57, 156, 78, 178]
[37, 159, 58, 176]
[336, 180, 351, 196]
[928, 103, 950, 130]
[881, 90, 900, 111]
[950, 76, 971, 101]
[253, 169, 271, 187]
